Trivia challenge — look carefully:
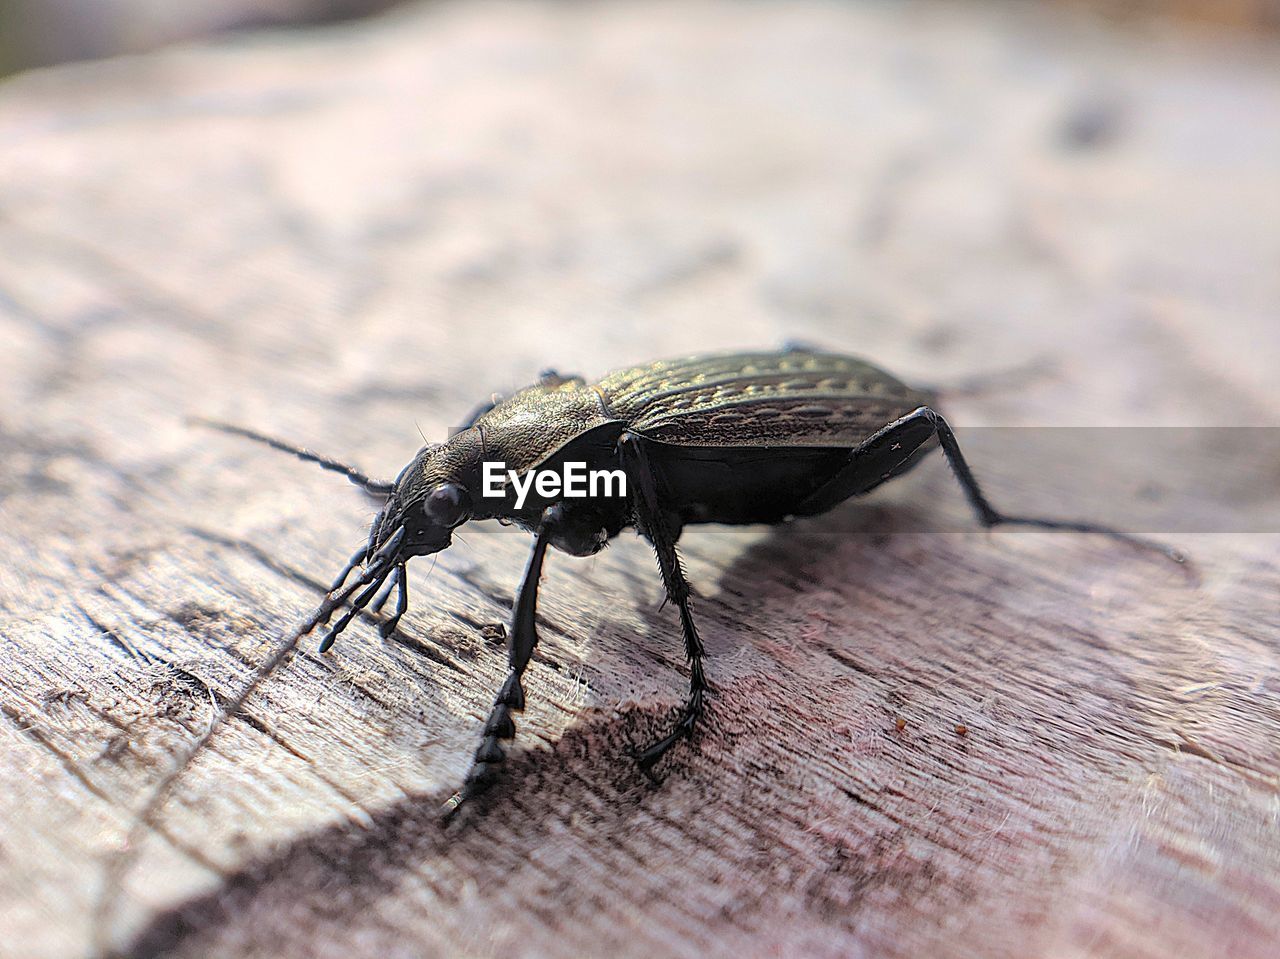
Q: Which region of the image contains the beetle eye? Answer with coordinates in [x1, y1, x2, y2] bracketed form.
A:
[424, 483, 470, 528]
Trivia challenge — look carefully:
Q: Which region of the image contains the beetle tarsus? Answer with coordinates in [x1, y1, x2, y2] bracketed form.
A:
[329, 545, 369, 592]
[441, 702, 515, 821]
[986, 515, 1190, 566]
[318, 553, 400, 651]
[441, 764, 498, 821]
[484, 703, 516, 738]
[636, 686, 705, 771]
[369, 565, 399, 614]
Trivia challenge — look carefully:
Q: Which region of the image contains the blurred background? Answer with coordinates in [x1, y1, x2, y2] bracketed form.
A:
[2, 0, 1279, 76]
[0, 1, 403, 75]
[2, 2, 1279, 957]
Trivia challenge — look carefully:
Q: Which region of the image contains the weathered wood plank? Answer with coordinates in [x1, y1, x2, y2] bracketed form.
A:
[0, 2, 1277, 958]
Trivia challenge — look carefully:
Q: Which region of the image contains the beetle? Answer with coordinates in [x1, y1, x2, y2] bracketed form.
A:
[201, 346, 1182, 814]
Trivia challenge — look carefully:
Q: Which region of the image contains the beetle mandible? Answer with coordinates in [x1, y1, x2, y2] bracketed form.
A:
[203, 346, 1182, 814]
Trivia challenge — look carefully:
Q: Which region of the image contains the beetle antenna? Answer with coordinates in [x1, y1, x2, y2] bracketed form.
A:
[190, 417, 394, 498]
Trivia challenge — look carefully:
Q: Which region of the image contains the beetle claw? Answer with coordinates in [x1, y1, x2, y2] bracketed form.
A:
[629, 744, 666, 784]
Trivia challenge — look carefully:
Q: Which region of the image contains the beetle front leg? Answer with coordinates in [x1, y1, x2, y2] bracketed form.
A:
[619, 432, 709, 773]
[444, 514, 554, 816]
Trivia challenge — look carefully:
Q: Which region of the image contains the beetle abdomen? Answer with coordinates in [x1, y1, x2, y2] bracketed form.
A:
[645, 444, 854, 524]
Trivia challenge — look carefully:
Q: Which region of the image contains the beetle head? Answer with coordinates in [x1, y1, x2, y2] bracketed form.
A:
[368, 454, 474, 561]
[370, 429, 487, 559]
[319, 434, 483, 651]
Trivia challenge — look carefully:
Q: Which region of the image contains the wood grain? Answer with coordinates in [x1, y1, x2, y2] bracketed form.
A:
[0, 2, 1277, 958]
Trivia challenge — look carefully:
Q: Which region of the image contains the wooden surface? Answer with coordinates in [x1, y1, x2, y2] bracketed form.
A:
[1, 2, 1278, 957]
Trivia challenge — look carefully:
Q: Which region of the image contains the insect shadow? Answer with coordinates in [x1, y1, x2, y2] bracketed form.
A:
[114, 492, 1091, 959]
[128, 345, 1190, 957]
[190, 349, 1185, 822]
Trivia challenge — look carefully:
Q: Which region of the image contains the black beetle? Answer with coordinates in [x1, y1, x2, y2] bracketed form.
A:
[202, 346, 1181, 813]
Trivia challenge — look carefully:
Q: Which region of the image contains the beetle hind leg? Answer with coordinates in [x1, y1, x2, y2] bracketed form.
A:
[794, 407, 1187, 570]
[920, 407, 1188, 567]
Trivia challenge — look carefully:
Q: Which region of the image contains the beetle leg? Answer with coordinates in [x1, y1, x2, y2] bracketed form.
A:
[538, 369, 586, 388]
[619, 432, 709, 773]
[444, 518, 553, 817]
[919, 407, 1187, 564]
[889, 408, 1186, 566]
[450, 392, 504, 436]
[781, 338, 823, 353]
[318, 561, 398, 652]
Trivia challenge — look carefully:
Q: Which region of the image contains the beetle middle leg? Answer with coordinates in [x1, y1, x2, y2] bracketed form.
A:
[619, 432, 709, 772]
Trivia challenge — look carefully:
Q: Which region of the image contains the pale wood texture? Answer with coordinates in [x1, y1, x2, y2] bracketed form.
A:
[1, 2, 1278, 958]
